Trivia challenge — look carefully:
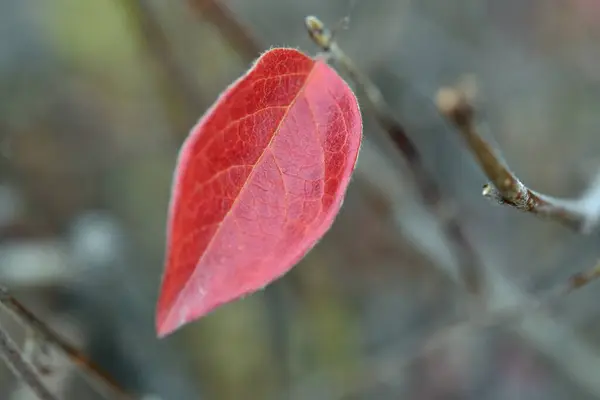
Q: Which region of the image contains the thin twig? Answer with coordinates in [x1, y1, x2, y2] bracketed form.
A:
[119, 0, 207, 134]
[305, 16, 485, 297]
[0, 286, 134, 400]
[436, 81, 600, 291]
[0, 323, 58, 400]
[436, 81, 600, 233]
[188, 0, 262, 60]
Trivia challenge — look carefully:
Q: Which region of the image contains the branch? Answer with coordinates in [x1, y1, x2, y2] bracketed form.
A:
[0, 323, 58, 400]
[0, 285, 134, 400]
[188, 0, 262, 60]
[304, 17, 600, 397]
[436, 81, 600, 233]
[120, 0, 208, 134]
[436, 80, 600, 293]
[305, 16, 485, 298]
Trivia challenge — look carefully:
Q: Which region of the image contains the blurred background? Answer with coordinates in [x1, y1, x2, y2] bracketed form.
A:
[2, 0, 600, 399]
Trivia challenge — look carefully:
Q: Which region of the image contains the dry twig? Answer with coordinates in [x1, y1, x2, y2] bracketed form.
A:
[120, 0, 207, 133]
[0, 324, 58, 400]
[437, 81, 600, 290]
[436, 81, 600, 232]
[0, 285, 134, 400]
[188, 0, 262, 60]
[304, 16, 600, 396]
[305, 16, 485, 297]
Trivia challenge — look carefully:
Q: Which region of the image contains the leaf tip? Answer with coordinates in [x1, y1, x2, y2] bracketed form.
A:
[155, 307, 175, 339]
[155, 290, 186, 338]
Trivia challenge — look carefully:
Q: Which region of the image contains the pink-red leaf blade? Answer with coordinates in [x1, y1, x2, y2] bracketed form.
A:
[156, 48, 362, 337]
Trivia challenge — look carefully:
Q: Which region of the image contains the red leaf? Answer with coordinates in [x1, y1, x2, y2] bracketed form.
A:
[156, 48, 362, 337]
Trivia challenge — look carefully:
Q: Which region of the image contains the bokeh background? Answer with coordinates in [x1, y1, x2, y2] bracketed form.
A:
[3, 0, 600, 399]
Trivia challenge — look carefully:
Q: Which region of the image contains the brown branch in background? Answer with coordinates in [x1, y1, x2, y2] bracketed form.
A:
[305, 16, 485, 298]
[0, 324, 58, 400]
[188, 0, 262, 60]
[121, 0, 263, 134]
[436, 81, 600, 292]
[436, 81, 600, 232]
[0, 286, 135, 400]
[120, 0, 208, 133]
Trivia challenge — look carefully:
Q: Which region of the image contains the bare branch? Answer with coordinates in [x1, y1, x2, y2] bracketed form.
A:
[305, 16, 485, 298]
[188, 0, 262, 60]
[304, 16, 600, 396]
[436, 81, 600, 233]
[0, 285, 134, 400]
[0, 323, 58, 400]
[120, 0, 207, 133]
[436, 81, 600, 293]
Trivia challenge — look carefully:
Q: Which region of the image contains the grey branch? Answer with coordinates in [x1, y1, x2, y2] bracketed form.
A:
[0, 285, 134, 399]
[0, 323, 58, 400]
[305, 15, 600, 398]
[436, 81, 600, 292]
[436, 82, 600, 233]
